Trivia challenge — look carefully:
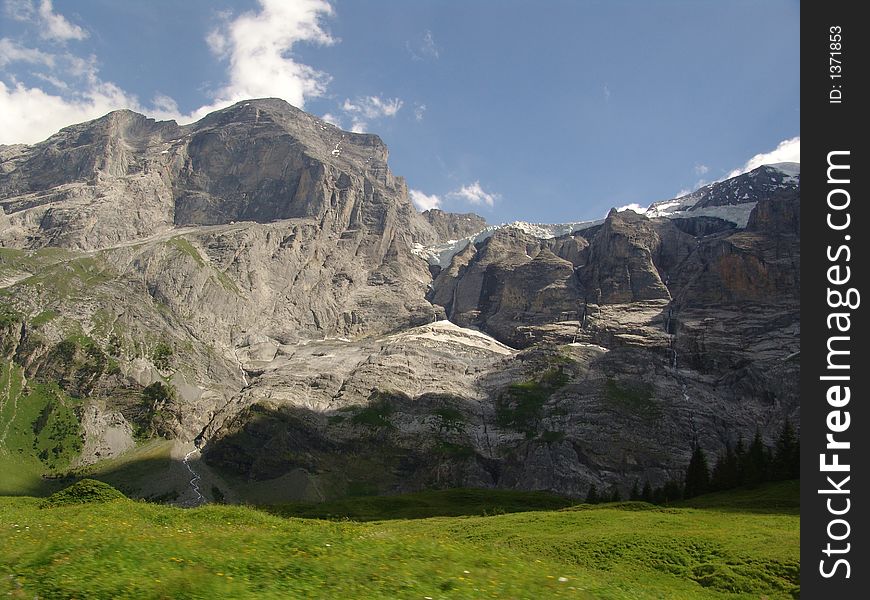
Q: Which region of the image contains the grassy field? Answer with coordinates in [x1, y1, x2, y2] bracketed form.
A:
[265, 488, 575, 521]
[0, 361, 82, 497]
[0, 482, 799, 599]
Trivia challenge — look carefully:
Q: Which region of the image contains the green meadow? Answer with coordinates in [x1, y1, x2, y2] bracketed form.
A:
[0, 480, 799, 599]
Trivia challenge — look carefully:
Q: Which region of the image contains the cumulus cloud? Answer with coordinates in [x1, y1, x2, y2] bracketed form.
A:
[0, 79, 141, 144]
[205, 28, 229, 57]
[0, 0, 340, 144]
[4, 0, 35, 21]
[448, 181, 499, 207]
[320, 112, 342, 127]
[6, 1, 89, 41]
[694, 163, 709, 176]
[409, 189, 441, 211]
[616, 203, 646, 214]
[340, 95, 403, 133]
[195, 0, 335, 118]
[726, 137, 800, 179]
[37, 0, 87, 41]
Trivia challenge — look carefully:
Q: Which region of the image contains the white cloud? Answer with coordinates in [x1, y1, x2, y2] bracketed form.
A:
[726, 137, 800, 179]
[205, 28, 228, 57]
[0, 0, 340, 144]
[407, 30, 440, 61]
[414, 103, 426, 122]
[694, 163, 709, 176]
[420, 30, 440, 60]
[340, 95, 403, 133]
[409, 189, 441, 211]
[32, 72, 68, 90]
[320, 112, 341, 127]
[342, 96, 403, 119]
[195, 0, 335, 117]
[603, 83, 611, 102]
[0, 79, 141, 144]
[0, 37, 54, 67]
[4, 0, 35, 21]
[616, 203, 646, 214]
[448, 181, 499, 207]
[37, 0, 87, 41]
[151, 93, 180, 115]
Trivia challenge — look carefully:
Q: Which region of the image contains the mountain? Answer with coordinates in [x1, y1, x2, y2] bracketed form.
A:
[0, 99, 799, 504]
[645, 163, 800, 226]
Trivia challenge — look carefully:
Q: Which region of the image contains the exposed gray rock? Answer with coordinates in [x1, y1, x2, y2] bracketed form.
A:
[75, 403, 135, 467]
[0, 100, 801, 503]
[422, 209, 487, 242]
[577, 209, 672, 304]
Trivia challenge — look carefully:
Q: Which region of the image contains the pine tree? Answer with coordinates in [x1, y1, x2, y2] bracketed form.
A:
[684, 445, 711, 499]
[629, 479, 641, 501]
[734, 438, 747, 485]
[585, 484, 599, 504]
[742, 430, 769, 485]
[641, 480, 653, 503]
[609, 486, 621, 503]
[660, 480, 684, 504]
[773, 420, 799, 480]
[791, 430, 801, 479]
[710, 443, 739, 491]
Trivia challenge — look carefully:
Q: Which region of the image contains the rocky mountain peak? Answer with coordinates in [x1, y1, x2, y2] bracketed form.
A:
[193, 98, 391, 171]
[1, 98, 439, 250]
[421, 209, 487, 243]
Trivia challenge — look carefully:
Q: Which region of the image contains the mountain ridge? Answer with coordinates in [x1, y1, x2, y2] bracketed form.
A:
[0, 99, 799, 505]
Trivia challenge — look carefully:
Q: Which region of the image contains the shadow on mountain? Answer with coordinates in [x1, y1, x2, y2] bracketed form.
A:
[200, 397, 511, 505]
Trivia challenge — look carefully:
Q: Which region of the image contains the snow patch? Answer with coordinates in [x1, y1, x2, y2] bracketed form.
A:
[392, 320, 516, 355]
[768, 162, 800, 177]
[414, 219, 600, 268]
[414, 161, 797, 266]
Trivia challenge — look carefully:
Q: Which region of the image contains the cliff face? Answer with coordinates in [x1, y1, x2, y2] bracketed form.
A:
[1, 100, 435, 250]
[422, 209, 487, 242]
[0, 100, 800, 504]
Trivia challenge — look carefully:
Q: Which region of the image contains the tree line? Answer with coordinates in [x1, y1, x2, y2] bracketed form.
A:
[584, 421, 800, 504]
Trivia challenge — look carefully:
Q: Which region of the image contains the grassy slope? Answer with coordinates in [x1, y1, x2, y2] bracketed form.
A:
[0, 484, 799, 599]
[678, 480, 799, 513]
[266, 488, 574, 521]
[0, 361, 82, 496]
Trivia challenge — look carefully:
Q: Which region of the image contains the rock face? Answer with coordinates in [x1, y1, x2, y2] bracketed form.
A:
[422, 209, 487, 242]
[0, 100, 800, 503]
[687, 164, 800, 210]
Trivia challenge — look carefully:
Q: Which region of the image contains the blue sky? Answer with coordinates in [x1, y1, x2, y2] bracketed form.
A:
[1, 0, 800, 223]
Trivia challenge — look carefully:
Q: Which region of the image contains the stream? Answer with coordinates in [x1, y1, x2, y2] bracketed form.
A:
[668, 317, 700, 444]
[182, 447, 206, 506]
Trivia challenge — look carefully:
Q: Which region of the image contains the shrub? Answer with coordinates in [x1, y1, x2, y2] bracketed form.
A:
[152, 342, 173, 370]
[351, 393, 395, 428]
[41, 479, 126, 508]
[433, 406, 465, 432]
[496, 368, 569, 436]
